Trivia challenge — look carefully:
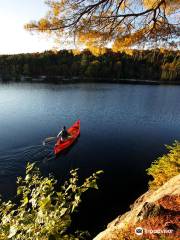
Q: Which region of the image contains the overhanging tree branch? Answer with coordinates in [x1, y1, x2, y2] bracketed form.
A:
[25, 0, 180, 48]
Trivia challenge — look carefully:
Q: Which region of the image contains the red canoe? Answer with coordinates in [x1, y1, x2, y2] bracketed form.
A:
[54, 120, 80, 155]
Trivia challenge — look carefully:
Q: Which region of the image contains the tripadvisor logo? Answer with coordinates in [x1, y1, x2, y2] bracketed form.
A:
[135, 227, 144, 235]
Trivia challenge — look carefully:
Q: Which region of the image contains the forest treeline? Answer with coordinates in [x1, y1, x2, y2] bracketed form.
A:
[0, 48, 179, 83]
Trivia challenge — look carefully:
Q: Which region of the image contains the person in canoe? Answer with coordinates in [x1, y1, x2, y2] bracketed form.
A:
[57, 126, 71, 142]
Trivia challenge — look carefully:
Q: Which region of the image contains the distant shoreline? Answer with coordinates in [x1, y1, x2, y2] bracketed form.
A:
[1, 76, 180, 85]
[0, 49, 178, 84]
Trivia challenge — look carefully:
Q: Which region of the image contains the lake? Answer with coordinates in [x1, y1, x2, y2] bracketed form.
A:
[0, 82, 180, 236]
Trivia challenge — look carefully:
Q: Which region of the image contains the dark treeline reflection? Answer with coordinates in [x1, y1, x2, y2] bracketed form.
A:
[0, 48, 179, 82]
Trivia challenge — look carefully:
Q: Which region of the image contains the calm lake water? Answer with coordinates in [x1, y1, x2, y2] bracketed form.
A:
[0, 82, 180, 236]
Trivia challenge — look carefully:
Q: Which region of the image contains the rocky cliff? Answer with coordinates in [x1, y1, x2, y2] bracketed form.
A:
[94, 174, 180, 240]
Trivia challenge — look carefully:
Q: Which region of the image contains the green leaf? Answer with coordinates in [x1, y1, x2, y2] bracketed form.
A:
[8, 226, 17, 238]
[25, 174, 31, 181]
[40, 195, 51, 209]
[23, 197, 29, 205]
[96, 170, 104, 175]
[17, 187, 23, 195]
[60, 208, 68, 217]
[26, 162, 36, 174]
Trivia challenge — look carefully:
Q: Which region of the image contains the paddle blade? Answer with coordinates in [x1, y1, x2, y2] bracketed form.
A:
[43, 137, 57, 146]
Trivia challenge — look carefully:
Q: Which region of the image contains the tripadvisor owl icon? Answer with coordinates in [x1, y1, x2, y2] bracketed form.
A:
[135, 227, 143, 235]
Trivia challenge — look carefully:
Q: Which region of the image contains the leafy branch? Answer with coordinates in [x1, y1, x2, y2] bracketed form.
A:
[0, 163, 103, 240]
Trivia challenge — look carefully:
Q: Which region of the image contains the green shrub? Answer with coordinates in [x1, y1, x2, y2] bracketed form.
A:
[147, 141, 180, 190]
[0, 163, 103, 240]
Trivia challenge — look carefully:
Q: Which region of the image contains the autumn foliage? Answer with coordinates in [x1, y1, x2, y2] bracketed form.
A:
[147, 141, 180, 190]
[25, 0, 180, 50]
